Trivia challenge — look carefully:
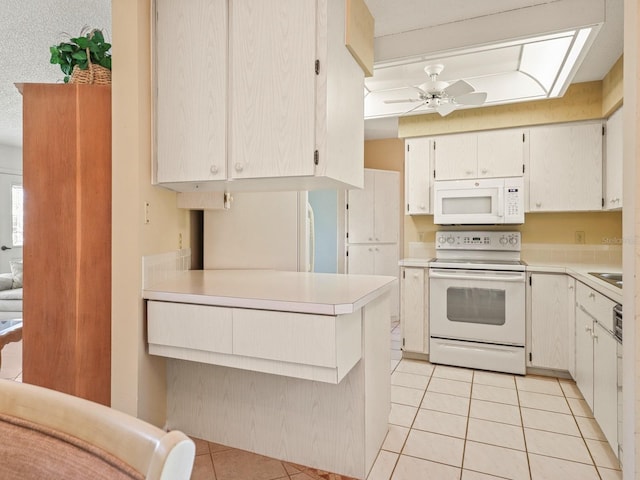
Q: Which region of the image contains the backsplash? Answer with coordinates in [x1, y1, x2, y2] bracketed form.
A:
[142, 249, 191, 289]
[406, 241, 621, 266]
[520, 243, 622, 265]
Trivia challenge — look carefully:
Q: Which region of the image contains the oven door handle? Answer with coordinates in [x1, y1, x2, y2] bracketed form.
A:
[429, 269, 526, 282]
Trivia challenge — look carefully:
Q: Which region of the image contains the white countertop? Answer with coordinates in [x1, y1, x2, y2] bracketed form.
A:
[143, 270, 397, 315]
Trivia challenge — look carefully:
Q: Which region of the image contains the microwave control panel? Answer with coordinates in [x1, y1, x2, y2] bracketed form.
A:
[506, 187, 522, 217]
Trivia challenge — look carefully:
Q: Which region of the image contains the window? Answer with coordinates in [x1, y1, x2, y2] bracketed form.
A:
[11, 185, 23, 247]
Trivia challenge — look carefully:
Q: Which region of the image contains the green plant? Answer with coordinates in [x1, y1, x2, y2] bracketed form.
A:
[49, 29, 111, 83]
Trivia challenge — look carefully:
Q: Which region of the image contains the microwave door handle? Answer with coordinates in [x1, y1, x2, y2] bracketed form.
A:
[497, 188, 504, 218]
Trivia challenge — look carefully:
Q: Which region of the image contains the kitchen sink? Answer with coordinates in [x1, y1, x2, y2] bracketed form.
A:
[589, 272, 623, 289]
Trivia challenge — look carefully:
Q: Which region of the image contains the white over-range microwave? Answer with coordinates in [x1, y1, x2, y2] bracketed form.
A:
[433, 177, 525, 225]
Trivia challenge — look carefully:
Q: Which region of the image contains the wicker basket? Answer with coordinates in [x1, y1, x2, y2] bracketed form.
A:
[70, 51, 111, 85]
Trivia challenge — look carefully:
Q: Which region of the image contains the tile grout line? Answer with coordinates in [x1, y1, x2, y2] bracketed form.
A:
[514, 375, 533, 480]
[459, 369, 474, 477]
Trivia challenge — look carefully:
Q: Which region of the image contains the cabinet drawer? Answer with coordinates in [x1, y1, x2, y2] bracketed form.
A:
[232, 308, 361, 372]
[576, 282, 616, 332]
[148, 301, 233, 353]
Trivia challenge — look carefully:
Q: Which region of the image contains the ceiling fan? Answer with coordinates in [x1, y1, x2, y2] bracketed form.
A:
[385, 64, 487, 117]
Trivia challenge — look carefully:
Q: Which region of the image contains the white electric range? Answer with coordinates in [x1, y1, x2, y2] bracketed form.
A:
[429, 231, 526, 375]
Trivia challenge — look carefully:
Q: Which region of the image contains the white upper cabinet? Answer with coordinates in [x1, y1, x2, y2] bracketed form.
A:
[404, 138, 431, 215]
[155, 0, 228, 183]
[154, 0, 366, 193]
[348, 169, 399, 244]
[604, 107, 623, 210]
[433, 129, 526, 180]
[433, 133, 477, 180]
[529, 121, 603, 212]
[476, 129, 527, 178]
[229, 0, 315, 180]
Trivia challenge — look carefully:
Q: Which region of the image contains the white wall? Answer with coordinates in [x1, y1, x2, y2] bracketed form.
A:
[0, 144, 21, 174]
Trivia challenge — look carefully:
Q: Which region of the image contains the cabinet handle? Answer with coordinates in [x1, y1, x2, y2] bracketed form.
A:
[465, 170, 473, 175]
[585, 325, 592, 333]
[481, 168, 488, 174]
[234, 163, 244, 172]
[369, 237, 373, 241]
[535, 202, 541, 208]
[588, 292, 596, 299]
[413, 273, 419, 279]
[375, 237, 379, 241]
[375, 247, 379, 252]
[210, 165, 219, 175]
[419, 204, 425, 209]
[368, 247, 373, 252]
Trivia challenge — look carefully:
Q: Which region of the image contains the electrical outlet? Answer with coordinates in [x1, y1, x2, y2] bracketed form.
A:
[575, 231, 585, 244]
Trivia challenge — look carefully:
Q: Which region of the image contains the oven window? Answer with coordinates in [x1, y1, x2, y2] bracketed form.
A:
[442, 196, 492, 215]
[446, 287, 506, 325]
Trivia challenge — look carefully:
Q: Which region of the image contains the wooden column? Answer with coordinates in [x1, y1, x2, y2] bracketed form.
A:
[19, 83, 111, 406]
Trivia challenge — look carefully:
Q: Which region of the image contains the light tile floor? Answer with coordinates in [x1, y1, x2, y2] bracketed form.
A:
[2, 321, 623, 480]
[369, 319, 623, 480]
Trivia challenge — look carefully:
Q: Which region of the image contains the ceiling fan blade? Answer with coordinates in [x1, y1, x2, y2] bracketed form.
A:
[384, 98, 422, 104]
[411, 85, 428, 95]
[455, 91, 488, 106]
[436, 103, 458, 117]
[401, 102, 429, 116]
[444, 79, 474, 98]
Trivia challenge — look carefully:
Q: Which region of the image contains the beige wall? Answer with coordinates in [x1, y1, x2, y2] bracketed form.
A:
[602, 55, 623, 118]
[111, 0, 191, 425]
[398, 81, 604, 138]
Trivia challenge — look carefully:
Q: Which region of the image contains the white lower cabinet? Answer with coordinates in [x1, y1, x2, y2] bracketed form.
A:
[575, 281, 619, 458]
[593, 321, 618, 454]
[400, 267, 428, 354]
[347, 243, 399, 317]
[528, 273, 575, 372]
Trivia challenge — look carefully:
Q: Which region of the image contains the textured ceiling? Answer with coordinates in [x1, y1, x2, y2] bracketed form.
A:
[0, 1, 623, 147]
[0, 0, 111, 147]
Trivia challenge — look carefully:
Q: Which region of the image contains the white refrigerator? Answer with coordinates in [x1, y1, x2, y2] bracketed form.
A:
[204, 189, 348, 275]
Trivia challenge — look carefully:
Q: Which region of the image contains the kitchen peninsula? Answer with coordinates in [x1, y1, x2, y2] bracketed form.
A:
[143, 269, 395, 479]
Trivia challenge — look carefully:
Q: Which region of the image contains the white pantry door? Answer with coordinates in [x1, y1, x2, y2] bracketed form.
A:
[0, 174, 23, 272]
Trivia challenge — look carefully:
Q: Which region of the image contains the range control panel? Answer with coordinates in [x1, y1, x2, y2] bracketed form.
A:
[435, 231, 521, 251]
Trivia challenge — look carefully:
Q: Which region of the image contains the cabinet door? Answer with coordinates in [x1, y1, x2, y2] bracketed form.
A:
[433, 134, 477, 180]
[346, 244, 375, 275]
[575, 309, 595, 410]
[373, 244, 399, 317]
[529, 274, 571, 370]
[401, 268, 427, 354]
[529, 122, 603, 211]
[567, 278, 576, 378]
[605, 107, 623, 210]
[347, 170, 375, 243]
[405, 138, 431, 215]
[477, 129, 526, 178]
[593, 322, 619, 455]
[373, 170, 400, 243]
[229, 0, 316, 179]
[156, 0, 227, 183]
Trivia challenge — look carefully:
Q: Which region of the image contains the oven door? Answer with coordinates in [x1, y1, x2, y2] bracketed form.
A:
[429, 268, 526, 345]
